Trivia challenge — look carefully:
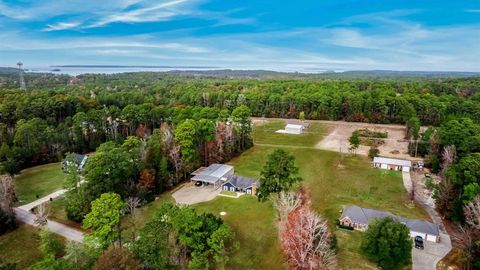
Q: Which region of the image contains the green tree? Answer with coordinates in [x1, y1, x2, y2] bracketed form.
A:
[132, 207, 172, 270]
[361, 217, 412, 270]
[207, 224, 238, 270]
[257, 148, 302, 201]
[83, 192, 126, 248]
[231, 105, 252, 150]
[175, 119, 198, 173]
[349, 131, 360, 154]
[39, 229, 64, 258]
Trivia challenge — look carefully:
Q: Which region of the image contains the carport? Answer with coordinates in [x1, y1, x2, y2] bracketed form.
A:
[191, 164, 234, 189]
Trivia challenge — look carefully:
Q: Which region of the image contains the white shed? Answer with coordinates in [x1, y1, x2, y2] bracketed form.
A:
[285, 124, 303, 134]
[373, 157, 412, 172]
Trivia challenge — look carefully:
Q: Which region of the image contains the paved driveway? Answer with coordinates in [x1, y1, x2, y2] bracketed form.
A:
[412, 233, 451, 270]
[14, 208, 84, 242]
[172, 182, 221, 205]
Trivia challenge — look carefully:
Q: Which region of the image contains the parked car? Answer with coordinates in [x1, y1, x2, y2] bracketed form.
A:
[195, 181, 203, 187]
[414, 236, 424, 249]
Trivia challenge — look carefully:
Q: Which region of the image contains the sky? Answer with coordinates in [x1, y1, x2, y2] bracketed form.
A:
[0, 0, 479, 72]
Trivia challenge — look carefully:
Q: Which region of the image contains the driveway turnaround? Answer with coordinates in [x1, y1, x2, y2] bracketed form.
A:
[412, 233, 451, 270]
[172, 182, 221, 205]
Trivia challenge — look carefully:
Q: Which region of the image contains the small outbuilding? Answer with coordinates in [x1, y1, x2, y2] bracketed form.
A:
[373, 157, 412, 172]
[222, 175, 259, 195]
[276, 124, 304, 134]
[191, 164, 234, 189]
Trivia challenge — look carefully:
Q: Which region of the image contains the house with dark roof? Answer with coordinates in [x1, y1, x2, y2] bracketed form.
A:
[62, 153, 88, 172]
[222, 175, 259, 195]
[339, 205, 440, 242]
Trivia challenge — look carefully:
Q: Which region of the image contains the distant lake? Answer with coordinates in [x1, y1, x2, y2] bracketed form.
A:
[28, 66, 223, 76]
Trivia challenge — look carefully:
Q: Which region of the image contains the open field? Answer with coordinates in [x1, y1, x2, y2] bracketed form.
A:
[0, 225, 42, 269]
[14, 162, 65, 206]
[253, 120, 328, 147]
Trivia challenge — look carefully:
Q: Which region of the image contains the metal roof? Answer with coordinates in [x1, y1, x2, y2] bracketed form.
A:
[191, 164, 233, 183]
[285, 124, 303, 129]
[340, 205, 439, 236]
[373, 157, 412, 167]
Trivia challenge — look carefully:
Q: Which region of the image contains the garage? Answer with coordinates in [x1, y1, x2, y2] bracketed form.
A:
[406, 219, 440, 243]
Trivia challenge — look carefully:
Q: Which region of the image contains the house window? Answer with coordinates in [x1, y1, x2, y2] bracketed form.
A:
[223, 185, 228, 191]
[230, 187, 235, 192]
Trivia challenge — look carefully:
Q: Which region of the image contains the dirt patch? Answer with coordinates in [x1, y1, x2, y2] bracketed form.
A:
[315, 121, 411, 159]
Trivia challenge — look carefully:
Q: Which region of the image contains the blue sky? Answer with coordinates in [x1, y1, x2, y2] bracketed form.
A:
[0, 0, 479, 71]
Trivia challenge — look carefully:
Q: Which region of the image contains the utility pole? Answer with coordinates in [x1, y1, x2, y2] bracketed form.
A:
[17, 62, 26, 90]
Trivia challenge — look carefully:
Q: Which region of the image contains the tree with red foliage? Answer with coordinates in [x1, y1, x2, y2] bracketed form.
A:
[280, 205, 336, 270]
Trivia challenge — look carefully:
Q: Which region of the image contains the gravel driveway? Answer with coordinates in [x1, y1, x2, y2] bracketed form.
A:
[172, 182, 221, 205]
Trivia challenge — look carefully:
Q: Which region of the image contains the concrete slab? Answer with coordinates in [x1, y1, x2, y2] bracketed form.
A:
[412, 233, 451, 270]
[172, 182, 221, 205]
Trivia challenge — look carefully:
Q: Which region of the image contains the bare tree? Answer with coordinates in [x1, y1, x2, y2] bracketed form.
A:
[271, 191, 303, 223]
[126, 197, 141, 241]
[34, 203, 49, 227]
[453, 226, 476, 270]
[464, 195, 480, 230]
[280, 206, 337, 270]
[168, 144, 183, 185]
[0, 175, 15, 215]
[440, 145, 456, 178]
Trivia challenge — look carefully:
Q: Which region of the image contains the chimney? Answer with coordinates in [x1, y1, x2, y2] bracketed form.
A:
[251, 183, 257, 195]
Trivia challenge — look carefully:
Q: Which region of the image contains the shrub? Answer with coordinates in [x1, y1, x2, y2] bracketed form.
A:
[361, 217, 411, 269]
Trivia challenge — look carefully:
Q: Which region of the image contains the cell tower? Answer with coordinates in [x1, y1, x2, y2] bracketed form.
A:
[17, 61, 26, 90]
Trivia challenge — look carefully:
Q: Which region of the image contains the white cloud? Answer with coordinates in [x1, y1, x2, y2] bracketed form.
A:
[88, 0, 192, 28]
[43, 22, 81, 31]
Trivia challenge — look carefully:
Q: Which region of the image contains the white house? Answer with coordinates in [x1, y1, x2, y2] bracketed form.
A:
[373, 157, 412, 172]
[191, 164, 234, 189]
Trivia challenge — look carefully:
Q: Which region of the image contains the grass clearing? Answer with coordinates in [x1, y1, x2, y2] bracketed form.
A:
[253, 120, 328, 147]
[15, 162, 65, 206]
[0, 225, 42, 269]
[227, 145, 426, 269]
[193, 196, 287, 270]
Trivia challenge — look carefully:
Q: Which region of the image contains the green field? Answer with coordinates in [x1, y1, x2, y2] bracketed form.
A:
[193, 196, 287, 270]
[253, 120, 328, 147]
[229, 145, 425, 269]
[15, 162, 65, 205]
[0, 225, 43, 269]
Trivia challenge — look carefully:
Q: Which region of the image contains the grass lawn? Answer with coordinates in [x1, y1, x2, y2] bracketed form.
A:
[15, 162, 65, 206]
[253, 120, 328, 147]
[228, 145, 426, 269]
[0, 225, 42, 269]
[193, 196, 287, 270]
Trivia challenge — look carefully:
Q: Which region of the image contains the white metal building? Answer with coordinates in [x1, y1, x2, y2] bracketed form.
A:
[191, 164, 234, 189]
[373, 157, 412, 172]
